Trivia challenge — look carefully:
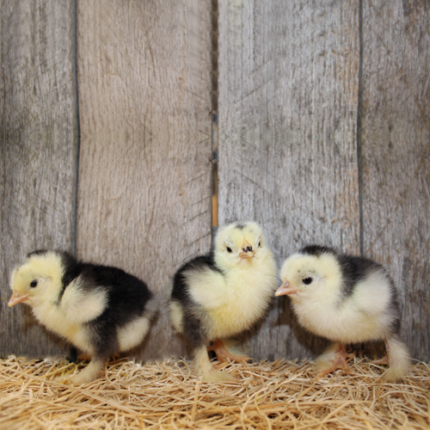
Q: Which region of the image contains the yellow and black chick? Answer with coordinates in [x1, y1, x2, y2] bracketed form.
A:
[169, 221, 277, 382]
[9, 250, 156, 385]
[276, 245, 411, 382]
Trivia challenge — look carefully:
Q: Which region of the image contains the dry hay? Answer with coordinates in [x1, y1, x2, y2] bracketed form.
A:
[0, 355, 429, 430]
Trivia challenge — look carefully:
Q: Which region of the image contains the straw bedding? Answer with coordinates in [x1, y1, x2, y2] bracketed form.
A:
[0, 355, 429, 429]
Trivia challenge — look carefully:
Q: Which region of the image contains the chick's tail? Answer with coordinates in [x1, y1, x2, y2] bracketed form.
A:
[384, 335, 411, 382]
[193, 345, 236, 382]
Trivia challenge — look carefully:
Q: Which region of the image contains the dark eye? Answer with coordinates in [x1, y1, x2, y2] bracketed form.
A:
[226, 247, 232, 253]
[30, 280, 38, 288]
[258, 241, 261, 247]
[302, 277, 313, 285]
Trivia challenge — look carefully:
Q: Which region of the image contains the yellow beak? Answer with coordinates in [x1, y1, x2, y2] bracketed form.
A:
[239, 251, 254, 259]
[275, 280, 297, 296]
[8, 291, 29, 307]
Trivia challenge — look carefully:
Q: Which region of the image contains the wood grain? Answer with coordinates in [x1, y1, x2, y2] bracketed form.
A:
[0, 1, 78, 357]
[361, 0, 430, 360]
[217, 0, 361, 360]
[76, 0, 213, 360]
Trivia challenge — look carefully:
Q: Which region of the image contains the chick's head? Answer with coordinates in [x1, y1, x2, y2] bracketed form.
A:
[9, 252, 64, 308]
[214, 221, 272, 271]
[276, 251, 342, 302]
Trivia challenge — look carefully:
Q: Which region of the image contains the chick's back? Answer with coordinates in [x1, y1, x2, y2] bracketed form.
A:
[73, 261, 156, 355]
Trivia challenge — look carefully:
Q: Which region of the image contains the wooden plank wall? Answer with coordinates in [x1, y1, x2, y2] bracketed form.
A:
[217, 0, 361, 359]
[0, 0, 78, 357]
[361, 0, 430, 361]
[217, 0, 430, 361]
[76, 0, 213, 360]
[1, 0, 429, 362]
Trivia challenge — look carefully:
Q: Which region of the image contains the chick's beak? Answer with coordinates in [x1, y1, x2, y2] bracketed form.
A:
[239, 241, 254, 259]
[239, 251, 254, 259]
[8, 291, 29, 307]
[275, 280, 297, 296]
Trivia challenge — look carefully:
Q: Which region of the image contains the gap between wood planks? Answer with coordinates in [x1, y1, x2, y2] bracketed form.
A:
[211, 0, 219, 229]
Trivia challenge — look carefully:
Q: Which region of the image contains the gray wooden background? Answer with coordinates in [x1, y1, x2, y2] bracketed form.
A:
[1, 0, 429, 362]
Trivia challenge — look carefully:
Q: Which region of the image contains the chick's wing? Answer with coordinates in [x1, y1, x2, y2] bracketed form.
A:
[60, 278, 108, 324]
[185, 267, 228, 309]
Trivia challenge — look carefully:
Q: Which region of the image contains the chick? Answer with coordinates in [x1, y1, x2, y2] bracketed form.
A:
[169, 221, 277, 382]
[9, 250, 156, 385]
[276, 245, 411, 382]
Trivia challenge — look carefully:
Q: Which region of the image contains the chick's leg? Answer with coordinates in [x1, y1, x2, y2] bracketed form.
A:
[315, 343, 355, 376]
[207, 339, 251, 365]
[194, 345, 236, 382]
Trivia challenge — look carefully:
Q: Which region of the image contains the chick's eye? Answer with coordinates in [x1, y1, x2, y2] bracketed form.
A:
[258, 241, 261, 247]
[302, 277, 313, 285]
[226, 247, 232, 253]
[30, 280, 38, 288]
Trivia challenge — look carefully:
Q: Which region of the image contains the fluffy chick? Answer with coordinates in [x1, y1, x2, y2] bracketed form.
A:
[9, 250, 156, 385]
[170, 221, 277, 382]
[276, 245, 411, 382]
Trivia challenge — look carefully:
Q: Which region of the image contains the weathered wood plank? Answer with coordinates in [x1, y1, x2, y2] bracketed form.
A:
[361, 0, 430, 360]
[0, 1, 78, 357]
[77, 0, 213, 360]
[217, 0, 361, 360]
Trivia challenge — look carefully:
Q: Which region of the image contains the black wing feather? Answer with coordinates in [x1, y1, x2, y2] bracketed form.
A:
[171, 253, 221, 347]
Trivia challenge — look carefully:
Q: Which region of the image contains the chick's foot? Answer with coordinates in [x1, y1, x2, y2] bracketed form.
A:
[55, 373, 90, 386]
[207, 339, 251, 364]
[193, 345, 236, 382]
[315, 343, 355, 376]
[202, 369, 237, 382]
[56, 359, 105, 385]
